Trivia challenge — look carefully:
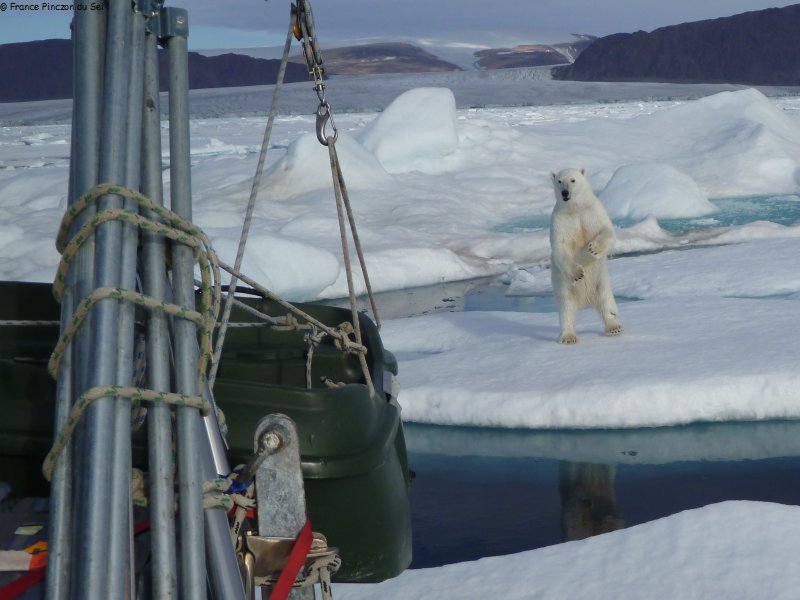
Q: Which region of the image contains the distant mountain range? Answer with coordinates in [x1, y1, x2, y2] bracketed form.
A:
[0, 39, 308, 103]
[555, 4, 800, 85]
[474, 36, 595, 70]
[299, 37, 595, 74]
[289, 42, 460, 76]
[0, 36, 586, 103]
[4, 2, 797, 105]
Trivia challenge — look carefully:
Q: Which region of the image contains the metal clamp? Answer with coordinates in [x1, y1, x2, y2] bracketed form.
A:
[241, 531, 340, 600]
[316, 102, 338, 146]
[158, 6, 188, 41]
[241, 531, 340, 588]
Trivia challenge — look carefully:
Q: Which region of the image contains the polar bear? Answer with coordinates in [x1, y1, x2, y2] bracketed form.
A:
[550, 168, 624, 344]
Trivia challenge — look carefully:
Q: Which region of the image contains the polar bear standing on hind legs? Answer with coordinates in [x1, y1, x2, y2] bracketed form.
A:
[550, 168, 624, 344]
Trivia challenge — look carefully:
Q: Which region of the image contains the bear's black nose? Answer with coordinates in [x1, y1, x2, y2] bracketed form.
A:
[561, 189, 570, 201]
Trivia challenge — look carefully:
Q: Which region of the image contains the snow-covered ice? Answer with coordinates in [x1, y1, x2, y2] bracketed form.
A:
[3, 85, 800, 300]
[336, 501, 800, 599]
[381, 295, 800, 429]
[600, 163, 718, 219]
[359, 87, 460, 174]
[3, 74, 800, 432]
[4, 70, 800, 598]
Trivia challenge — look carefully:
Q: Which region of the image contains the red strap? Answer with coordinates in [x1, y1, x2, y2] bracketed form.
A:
[268, 520, 314, 600]
[133, 519, 152, 537]
[0, 568, 47, 600]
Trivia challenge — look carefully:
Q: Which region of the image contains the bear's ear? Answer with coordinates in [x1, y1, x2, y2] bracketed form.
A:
[550, 171, 556, 180]
[580, 168, 586, 176]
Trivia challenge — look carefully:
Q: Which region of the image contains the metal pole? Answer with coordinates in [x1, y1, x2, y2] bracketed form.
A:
[45, 22, 79, 599]
[160, 9, 247, 597]
[106, 6, 146, 598]
[78, 0, 133, 596]
[46, 283, 73, 600]
[68, 19, 106, 586]
[47, 5, 103, 600]
[201, 418, 249, 600]
[161, 9, 207, 597]
[141, 12, 178, 599]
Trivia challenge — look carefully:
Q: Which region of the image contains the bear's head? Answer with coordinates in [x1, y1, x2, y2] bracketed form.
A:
[551, 168, 590, 207]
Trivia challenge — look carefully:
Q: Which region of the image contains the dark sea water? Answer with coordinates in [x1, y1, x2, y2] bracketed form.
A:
[405, 420, 800, 568]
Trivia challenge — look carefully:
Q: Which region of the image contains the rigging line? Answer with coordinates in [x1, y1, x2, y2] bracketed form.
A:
[327, 138, 375, 397]
[208, 11, 296, 388]
[332, 145, 381, 330]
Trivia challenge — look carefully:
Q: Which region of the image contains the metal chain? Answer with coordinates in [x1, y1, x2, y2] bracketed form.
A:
[294, 0, 338, 146]
[294, 0, 381, 344]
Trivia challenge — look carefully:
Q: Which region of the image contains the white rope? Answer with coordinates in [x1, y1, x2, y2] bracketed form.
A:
[209, 11, 297, 388]
[326, 139, 375, 397]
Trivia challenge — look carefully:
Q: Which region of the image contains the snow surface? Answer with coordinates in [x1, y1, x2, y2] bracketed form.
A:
[382, 295, 800, 428]
[600, 163, 718, 219]
[2, 78, 800, 429]
[3, 85, 800, 300]
[359, 87, 460, 174]
[4, 72, 800, 598]
[336, 501, 800, 600]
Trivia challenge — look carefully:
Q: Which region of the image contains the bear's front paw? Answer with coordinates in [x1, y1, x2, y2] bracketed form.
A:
[586, 240, 603, 258]
[559, 332, 579, 345]
[570, 265, 584, 284]
[605, 323, 624, 336]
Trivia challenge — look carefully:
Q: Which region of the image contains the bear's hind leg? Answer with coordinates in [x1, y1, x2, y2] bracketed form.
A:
[558, 291, 580, 344]
[594, 274, 624, 336]
[602, 311, 624, 337]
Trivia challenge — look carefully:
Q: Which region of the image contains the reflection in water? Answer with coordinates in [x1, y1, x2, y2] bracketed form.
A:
[559, 462, 624, 541]
[405, 419, 800, 465]
[405, 420, 800, 568]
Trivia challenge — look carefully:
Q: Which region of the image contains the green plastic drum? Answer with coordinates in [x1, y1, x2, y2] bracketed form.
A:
[0, 281, 412, 582]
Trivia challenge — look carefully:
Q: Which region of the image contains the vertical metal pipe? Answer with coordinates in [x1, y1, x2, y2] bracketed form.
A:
[46, 298, 73, 600]
[161, 9, 246, 597]
[141, 16, 179, 599]
[201, 429, 249, 600]
[161, 9, 207, 597]
[69, 0, 103, 388]
[46, 27, 77, 600]
[78, 0, 133, 596]
[106, 6, 146, 599]
[48, 6, 104, 600]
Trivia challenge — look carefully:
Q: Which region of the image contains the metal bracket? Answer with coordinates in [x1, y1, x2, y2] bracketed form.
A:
[254, 414, 307, 537]
[253, 414, 314, 598]
[158, 6, 188, 42]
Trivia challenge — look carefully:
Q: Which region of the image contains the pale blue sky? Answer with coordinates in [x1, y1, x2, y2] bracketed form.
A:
[0, 1, 796, 49]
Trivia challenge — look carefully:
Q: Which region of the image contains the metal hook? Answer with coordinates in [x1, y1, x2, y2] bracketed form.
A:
[316, 102, 337, 146]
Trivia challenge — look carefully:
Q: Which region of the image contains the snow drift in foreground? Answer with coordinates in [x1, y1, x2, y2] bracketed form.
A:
[336, 501, 800, 599]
